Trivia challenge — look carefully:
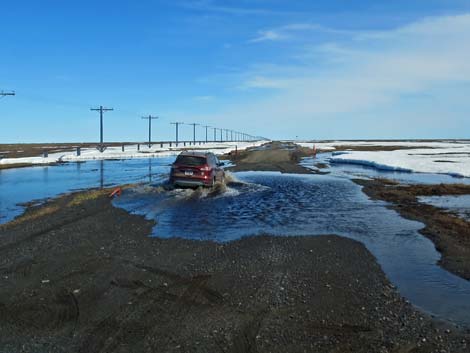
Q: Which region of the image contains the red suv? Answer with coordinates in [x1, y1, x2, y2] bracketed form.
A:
[170, 151, 225, 187]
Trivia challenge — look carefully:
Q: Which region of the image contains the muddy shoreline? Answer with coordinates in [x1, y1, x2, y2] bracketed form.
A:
[355, 179, 470, 280]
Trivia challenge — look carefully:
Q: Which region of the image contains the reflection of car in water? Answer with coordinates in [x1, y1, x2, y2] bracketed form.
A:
[170, 151, 225, 188]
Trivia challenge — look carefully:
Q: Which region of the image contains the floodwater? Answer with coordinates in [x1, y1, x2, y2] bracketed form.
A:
[2, 154, 470, 327]
[115, 172, 470, 327]
[418, 195, 470, 222]
[0, 158, 173, 223]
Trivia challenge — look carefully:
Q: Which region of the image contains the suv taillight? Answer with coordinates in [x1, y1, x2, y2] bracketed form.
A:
[200, 164, 211, 172]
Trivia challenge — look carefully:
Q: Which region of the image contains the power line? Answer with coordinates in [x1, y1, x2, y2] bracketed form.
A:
[0, 91, 15, 100]
[142, 115, 159, 148]
[187, 123, 199, 144]
[90, 106, 114, 152]
[170, 122, 184, 146]
[202, 125, 210, 143]
[1, 89, 265, 144]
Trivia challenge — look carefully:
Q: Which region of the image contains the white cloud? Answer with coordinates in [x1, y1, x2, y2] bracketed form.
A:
[220, 13, 470, 138]
[181, 0, 293, 16]
[241, 76, 289, 89]
[249, 30, 288, 43]
[249, 23, 363, 43]
[193, 95, 215, 102]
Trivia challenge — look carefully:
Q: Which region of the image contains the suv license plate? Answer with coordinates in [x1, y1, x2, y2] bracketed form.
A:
[185, 171, 193, 176]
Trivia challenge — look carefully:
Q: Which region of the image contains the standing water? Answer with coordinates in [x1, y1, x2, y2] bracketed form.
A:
[0, 158, 173, 223]
[114, 171, 470, 328]
[1, 156, 470, 327]
[418, 195, 470, 222]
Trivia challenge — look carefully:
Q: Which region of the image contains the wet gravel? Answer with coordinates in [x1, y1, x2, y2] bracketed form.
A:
[0, 190, 469, 352]
[225, 141, 315, 174]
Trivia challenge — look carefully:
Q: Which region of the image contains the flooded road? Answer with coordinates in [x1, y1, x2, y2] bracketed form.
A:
[2, 152, 468, 224]
[114, 172, 470, 327]
[2, 154, 470, 327]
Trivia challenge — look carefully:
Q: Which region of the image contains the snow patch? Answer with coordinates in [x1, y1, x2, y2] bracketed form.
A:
[329, 144, 470, 178]
[330, 157, 413, 173]
[0, 141, 266, 167]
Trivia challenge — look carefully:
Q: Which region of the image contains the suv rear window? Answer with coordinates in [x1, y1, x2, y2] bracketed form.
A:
[175, 155, 207, 166]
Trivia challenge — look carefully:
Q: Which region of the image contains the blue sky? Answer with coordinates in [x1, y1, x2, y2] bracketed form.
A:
[1, 0, 470, 142]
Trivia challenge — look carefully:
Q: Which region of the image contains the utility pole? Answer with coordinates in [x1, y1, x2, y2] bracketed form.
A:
[171, 122, 184, 147]
[225, 129, 229, 141]
[188, 123, 199, 144]
[203, 125, 210, 143]
[220, 128, 223, 142]
[142, 115, 159, 148]
[0, 91, 15, 99]
[230, 130, 233, 141]
[213, 127, 217, 142]
[90, 106, 113, 152]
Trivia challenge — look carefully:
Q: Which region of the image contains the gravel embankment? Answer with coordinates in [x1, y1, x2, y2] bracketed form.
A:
[225, 141, 316, 174]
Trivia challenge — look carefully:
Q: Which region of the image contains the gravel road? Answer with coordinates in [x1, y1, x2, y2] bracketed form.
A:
[0, 188, 469, 352]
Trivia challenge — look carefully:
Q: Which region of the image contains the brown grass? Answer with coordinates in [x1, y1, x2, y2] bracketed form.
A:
[2, 205, 61, 228]
[67, 189, 110, 207]
[0, 163, 42, 170]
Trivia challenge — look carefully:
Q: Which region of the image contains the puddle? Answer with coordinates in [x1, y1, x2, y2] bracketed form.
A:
[418, 195, 470, 222]
[115, 172, 470, 327]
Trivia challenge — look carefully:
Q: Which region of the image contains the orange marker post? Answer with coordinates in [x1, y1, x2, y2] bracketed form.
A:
[109, 187, 122, 198]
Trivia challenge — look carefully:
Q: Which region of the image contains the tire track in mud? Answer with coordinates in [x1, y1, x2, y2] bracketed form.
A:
[0, 289, 80, 333]
[226, 240, 294, 353]
[131, 263, 225, 351]
[78, 261, 225, 353]
[0, 208, 108, 252]
[231, 308, 269, 353]
[0, 256, 35, 278]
